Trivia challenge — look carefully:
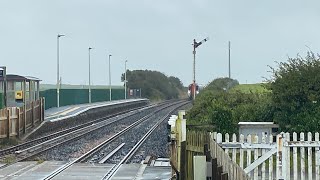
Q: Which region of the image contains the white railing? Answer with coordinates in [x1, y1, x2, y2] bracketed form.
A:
[214, 132, 320, 180]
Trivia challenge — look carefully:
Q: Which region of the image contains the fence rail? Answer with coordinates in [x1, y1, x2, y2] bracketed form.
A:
[0, 98, 44, 139]
[214, 132, 320, 180]
[184, 131, 249, 180]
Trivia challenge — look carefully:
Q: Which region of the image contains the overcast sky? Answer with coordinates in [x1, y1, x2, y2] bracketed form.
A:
[1, 1, 319, 86]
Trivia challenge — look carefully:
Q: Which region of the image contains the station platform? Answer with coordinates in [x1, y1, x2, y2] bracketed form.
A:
[0, 160, 171, 180]
[45, 99, 148, 122]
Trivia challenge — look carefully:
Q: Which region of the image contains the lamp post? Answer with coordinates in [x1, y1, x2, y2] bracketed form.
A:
[124, 60, 128, 99]
[108, 54, 112, 101]
[88, 47, 93, 103]
[57, 34, 65, 107]
[0, 66, 7, 107]
[192, 37, 209, 100]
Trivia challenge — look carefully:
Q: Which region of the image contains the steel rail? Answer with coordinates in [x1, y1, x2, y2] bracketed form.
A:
[42, 100, 187, 180]
[0, 103, 153, 157]
[101, 101, 189, 179]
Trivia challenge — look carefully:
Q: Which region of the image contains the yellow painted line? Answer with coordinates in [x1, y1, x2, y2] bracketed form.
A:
[60, 107, 80, 116]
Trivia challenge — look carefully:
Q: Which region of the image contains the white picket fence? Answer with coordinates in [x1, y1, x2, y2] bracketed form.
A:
[213, 132, 320, 180]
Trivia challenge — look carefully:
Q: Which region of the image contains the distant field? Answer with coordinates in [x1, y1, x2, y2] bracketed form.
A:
[230, 83, 270, 93]
[40, 84, 124, 90]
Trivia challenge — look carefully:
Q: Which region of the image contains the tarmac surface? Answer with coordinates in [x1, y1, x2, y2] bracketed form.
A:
[44, 99, 146, 122]
[0, 160, 171, 180]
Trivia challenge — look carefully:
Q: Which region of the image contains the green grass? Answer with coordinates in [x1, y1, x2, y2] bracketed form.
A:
[40, 84, 124, 90]
[230, 83, 270, 94]
[0, 138, 19, 150]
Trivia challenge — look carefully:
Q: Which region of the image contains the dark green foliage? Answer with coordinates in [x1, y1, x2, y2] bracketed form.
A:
[122, 70, 185, 100]
[268, 52, 320, 132]
[187, 77, 273, 133]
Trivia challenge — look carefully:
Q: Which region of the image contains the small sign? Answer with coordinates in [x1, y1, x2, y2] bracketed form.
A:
[15, 91, 23, 100]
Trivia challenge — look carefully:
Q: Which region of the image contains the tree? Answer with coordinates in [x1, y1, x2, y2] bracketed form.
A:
[121, 70, 185, 100]
[187, 77, 272, 133]
[268, 52, 320, 132]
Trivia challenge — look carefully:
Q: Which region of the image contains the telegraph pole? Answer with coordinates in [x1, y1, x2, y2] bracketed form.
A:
[228, 41, 231, 79]
[192, 37, 209, 100]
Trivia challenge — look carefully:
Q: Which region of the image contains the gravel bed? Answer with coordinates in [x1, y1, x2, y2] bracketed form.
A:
[26, 101, 148, 140]
[128, 103, 192, 163]
[32, 106, 157, 161]
[103, 109, 172, 164]
[32, 108, 158, 161]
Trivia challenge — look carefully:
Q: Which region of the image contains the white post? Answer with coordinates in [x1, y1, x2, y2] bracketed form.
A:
[225, 133, 229, 155]
[307, 132, 312, 180]
[253, 135, 259, 180]
[261, 133, 266, 180]
[293, 132, 298, 180]
[247, 134, 252, 176]
[276, 133, 285, 180]
[269, 135, 274, 180]
[232, 134, 236, 162]
[301, 132, 305, 180]
[315, 132, 320, 180]
[285, 132, 290, 179]
[240, 134, 244, 169]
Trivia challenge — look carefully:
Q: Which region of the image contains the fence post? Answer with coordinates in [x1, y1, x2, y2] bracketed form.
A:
[212, 158, 218, 180]
[17, 108, 20, 137]
[221, 172, 228, 180]
[6, 109, 10, 139]
[23, 104, 26, 134]
[31, 101, 34, 127]
[276, 133, 285, 180]
[180, 141, 186, 180]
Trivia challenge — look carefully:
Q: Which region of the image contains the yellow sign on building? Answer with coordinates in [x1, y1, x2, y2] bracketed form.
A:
[15, 91, 23, 100]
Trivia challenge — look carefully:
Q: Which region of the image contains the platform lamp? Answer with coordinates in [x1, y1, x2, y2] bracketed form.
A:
[108, 54, 112, 101]
[88, 47, 93, 103]
[124, 60, 128, 99]
[0, 66, 7, 107]
[57, 34, 65, 108]
[192, 37, 209, 100]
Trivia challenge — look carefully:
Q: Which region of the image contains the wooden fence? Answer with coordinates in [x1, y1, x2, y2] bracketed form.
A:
[215, 132, 320, 180]
[185, 131, 249, 180]
[0, 98, 44, 139]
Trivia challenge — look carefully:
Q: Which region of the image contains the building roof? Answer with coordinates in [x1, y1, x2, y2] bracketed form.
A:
[0, 74, 41, 82]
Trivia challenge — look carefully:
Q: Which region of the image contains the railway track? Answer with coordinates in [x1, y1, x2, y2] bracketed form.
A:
[41, 100, 188, 180]
[0, 105, 151, 158]
[0, 104, 155, 158]
[0, 101, 176, 167]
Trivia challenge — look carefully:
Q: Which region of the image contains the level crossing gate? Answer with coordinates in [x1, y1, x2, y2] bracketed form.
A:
[214, 132, 320, 180]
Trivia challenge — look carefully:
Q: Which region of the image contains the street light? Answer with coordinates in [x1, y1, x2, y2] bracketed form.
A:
[108, 54, 112, 101]
[124, 60, 128, 99]
[88, 47, 93, 103]
[57, 34, 65, 107]
[192, 37, 209, 100]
